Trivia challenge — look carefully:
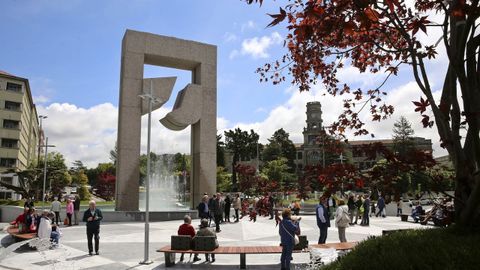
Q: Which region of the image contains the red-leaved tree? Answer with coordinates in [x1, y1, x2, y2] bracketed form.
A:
[235, 163, 279, 195]
[95, 172, 116, 201]
[247, 0, 480, 228]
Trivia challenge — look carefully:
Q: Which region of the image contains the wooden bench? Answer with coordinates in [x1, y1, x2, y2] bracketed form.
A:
[6, 226, 37, 241]
[158, 242, 357, 269]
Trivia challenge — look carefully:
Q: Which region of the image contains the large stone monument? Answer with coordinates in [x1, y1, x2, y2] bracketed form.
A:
[116, 29, 217, 211]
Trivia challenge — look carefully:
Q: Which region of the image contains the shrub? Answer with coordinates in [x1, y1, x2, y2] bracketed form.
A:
[322, 226, 480, 270]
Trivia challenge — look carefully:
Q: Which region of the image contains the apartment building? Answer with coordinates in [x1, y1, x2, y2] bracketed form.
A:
[0, 70, 39, 173]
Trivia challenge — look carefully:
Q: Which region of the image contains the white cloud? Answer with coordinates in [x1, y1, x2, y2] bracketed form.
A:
[229, 49, 240, 59]
[241, 20, 257, 32]
[255, 107, 267, 113]
[219, 81, 447, 158]
[233, 32, 283, 59]
[223, 32, 237, 43]
[38, 102, 231, 168]
[33, 95, 50, 104]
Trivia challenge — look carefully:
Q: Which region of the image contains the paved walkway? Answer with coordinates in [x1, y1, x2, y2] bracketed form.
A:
[0, 215, 431, 270]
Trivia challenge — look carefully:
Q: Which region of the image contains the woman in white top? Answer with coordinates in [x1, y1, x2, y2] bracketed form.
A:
[335, 199, 350, 243]
[38, 211, 53, 239]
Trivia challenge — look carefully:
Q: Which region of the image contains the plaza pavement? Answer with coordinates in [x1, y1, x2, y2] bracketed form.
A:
[0, 214, 432, 270]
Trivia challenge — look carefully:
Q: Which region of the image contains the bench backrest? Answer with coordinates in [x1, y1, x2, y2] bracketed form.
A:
[193, 236, 217, 251]
[171, 235, 192, 250]
[294, 235, 309, 250]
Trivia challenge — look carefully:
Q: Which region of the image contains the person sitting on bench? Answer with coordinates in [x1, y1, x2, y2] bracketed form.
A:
[177, 215, 200, 262]
[195, 219, 219, 262]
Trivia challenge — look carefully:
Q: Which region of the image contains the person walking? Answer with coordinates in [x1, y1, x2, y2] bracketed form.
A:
[73, 195, 81, 225]
[355, 195, 363, 224]
[347, 193, 356, 225]
[361, 195, 370, 226]
[83, 200, 103, 255]
[376, 195, 386, 217]
[335, 199, 350, 242]
[197, 195, 210, 220]
[279, 208, 300, 270]
[316, 197, 330, 244]
[208, 194, 215, 227]
[66, 199, 74, 226]
[268, 193, 275, 219]
[397, 200, 403, 217]
[50, 197, 61, 225]
[224, 195, 231, 223]
[195, 219, 219, 262]
[212, 193, 224, 232]
[233, 193, 241, 222]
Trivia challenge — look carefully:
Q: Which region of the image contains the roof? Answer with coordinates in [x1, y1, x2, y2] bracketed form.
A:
[348, 139, 394, 145]
[0, 70, 14, 76]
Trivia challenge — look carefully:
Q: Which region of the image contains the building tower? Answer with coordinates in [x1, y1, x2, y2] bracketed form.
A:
[302, 101, 324, 166]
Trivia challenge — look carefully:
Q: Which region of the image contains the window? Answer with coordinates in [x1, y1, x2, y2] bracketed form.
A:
[3, 120, 20, 129]
[1, 138, 18, 148]
[0, 191, 12, 199]
[297, 152, 303, 159]
[4, 101, 21, 111]
[0, 177, 13, 185]
[6, 82, 22, 92]
[0, 158, 17, 168]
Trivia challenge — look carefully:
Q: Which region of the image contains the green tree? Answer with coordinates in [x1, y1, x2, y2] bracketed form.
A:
[224, 128, 260, 191]
[0, 167, 42, 200]
[217, 134, 226, 167]
[392, 116, 415, 158]
[262, 128, 297, 172]
[110, 142, 118, 165]
[37, 152, 71, 197]
[216, 166, 232, 192]
[261, 157, 296, 190]
[86, 162, 115, 187]
[76, 170, 91, 200]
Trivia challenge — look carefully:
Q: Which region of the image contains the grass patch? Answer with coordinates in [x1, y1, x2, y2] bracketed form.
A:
[322, 226, 480, 270]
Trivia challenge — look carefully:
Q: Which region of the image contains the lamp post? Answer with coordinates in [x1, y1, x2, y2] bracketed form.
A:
[37, 115, 47, 165]
[139, 80, 160, 265]
[41, 137, 55, 210]
[256, 139, 260, 174]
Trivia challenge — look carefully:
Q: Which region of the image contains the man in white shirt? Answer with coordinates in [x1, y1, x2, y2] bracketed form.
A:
[50, 197, 61, 225]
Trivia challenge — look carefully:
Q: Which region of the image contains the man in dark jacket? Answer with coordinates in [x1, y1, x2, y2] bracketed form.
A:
[361, 195, 370, 226]
[83, 200, 103, 255]
[376, 196, 386, 218]
[211, 193, 224, 232]
[316, 197, 330, 244]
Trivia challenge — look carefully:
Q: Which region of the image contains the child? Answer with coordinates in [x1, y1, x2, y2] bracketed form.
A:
[51, 224, 61, 247]
[249, 209, 257, 222]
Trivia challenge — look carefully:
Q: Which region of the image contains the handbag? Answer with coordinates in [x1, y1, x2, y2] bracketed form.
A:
[30, 222, 37, 232]
[281, 222, 300, 245]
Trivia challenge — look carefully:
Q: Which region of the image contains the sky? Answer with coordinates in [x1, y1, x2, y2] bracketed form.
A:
[0, 0, 449, 168]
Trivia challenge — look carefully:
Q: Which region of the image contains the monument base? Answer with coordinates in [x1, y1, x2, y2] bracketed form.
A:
[102, 210, 198, 222]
